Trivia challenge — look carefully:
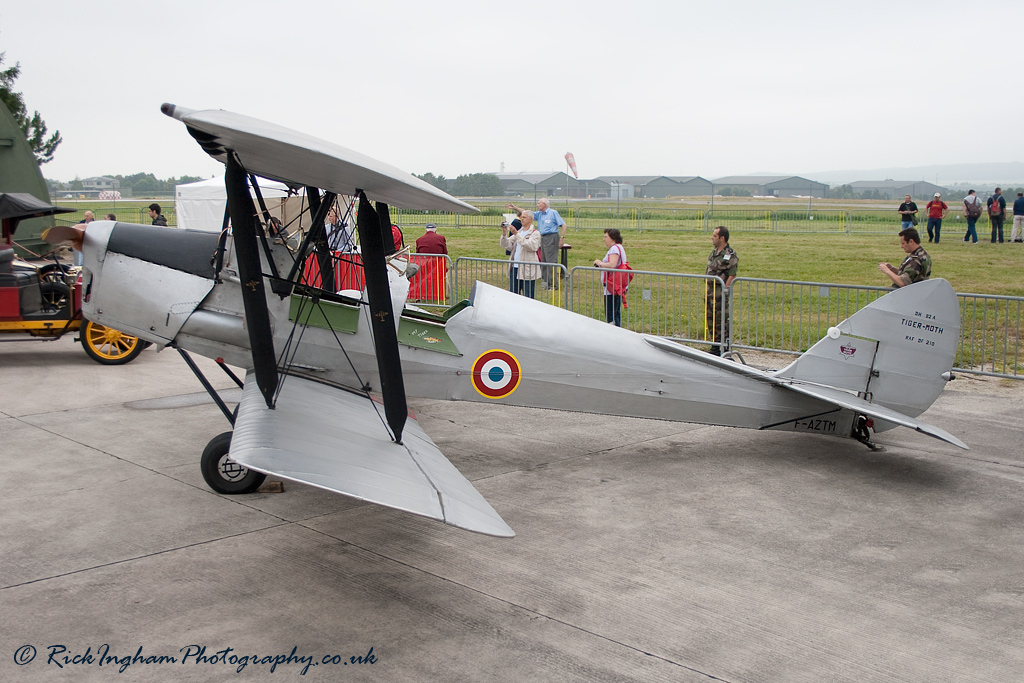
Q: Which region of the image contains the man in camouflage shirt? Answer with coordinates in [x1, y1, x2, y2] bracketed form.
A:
[878, 227, 931, 288]
[705, 225, 738, 356]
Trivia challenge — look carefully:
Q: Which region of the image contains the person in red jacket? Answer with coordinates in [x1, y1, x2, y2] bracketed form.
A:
[415, 223, 448, 255]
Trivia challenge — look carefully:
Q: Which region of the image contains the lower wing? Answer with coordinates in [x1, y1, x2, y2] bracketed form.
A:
[229, 372, 514, 537]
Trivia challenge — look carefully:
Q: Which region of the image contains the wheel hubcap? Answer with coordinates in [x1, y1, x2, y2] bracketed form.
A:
[216, 454, 249, 482]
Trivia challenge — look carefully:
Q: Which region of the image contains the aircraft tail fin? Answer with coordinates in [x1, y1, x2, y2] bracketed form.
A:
[773, 279, 960, 420]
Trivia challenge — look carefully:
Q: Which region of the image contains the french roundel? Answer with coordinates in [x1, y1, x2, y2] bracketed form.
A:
[471, 349, 522, 399]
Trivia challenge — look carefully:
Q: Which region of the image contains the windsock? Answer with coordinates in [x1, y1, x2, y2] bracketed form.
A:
[564, 152, 578, 179]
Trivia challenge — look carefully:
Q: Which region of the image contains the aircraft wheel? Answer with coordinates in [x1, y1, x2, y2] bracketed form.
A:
[200, 431, 266, 495]
[39, 281, 71, 312]
[80, 319, 145, 365]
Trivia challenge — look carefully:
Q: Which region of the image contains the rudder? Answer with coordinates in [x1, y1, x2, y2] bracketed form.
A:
[774, 279, 959, 420]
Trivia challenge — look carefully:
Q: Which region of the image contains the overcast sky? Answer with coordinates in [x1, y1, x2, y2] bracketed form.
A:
[4, 0, 1022, 183]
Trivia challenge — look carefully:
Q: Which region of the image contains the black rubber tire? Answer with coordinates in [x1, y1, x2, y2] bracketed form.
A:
[39, 281, 71, 312]
[37, 263, 69, 285]
[200, 431, 267, 495]
[79, 319, 146, 365]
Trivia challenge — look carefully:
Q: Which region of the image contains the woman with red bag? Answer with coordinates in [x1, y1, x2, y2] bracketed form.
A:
[593, 228, 627, 327]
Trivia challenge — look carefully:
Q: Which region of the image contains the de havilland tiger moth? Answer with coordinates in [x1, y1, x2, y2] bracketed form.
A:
[44, 104, 967, 539]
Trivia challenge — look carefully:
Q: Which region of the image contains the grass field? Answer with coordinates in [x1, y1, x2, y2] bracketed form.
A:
[51, 198, 1024, 297]
[432, 226, 1024, 298]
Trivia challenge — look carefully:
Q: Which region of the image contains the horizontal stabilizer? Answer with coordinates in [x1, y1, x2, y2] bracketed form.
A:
[644, 335, 966, 450]
[230, 372, 514, 537]
[772, 379, 968, 450]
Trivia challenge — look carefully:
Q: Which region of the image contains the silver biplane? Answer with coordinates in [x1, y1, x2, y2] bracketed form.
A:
[45, 104, 966, 539]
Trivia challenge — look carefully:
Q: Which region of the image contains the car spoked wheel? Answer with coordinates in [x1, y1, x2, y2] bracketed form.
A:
[39, 281, 71, 312]
[200, 431, 266, 494]
[79, 319, 145, 365]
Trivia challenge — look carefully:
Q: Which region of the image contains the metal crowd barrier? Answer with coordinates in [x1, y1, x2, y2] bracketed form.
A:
[452, 257, 568, 308]
[728, 278, 891, 356]
[56, 207, 178, 227]
[447, 263, 1023, 380]
[956, 292, 1023, 378]
[568, 267, 724, 345]
[43, 206, 1024, 378]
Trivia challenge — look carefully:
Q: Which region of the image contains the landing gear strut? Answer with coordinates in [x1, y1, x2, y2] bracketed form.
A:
[176, 347, 267, 494]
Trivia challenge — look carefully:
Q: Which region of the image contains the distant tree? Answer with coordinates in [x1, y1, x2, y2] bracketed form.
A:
[69, 176, 84, 191]
[452, 173, 503, 197]
[0, 51, 62, 164]
[415, 172, 448, 191]
[830, 184, 856, 200]
[132, 175, 161, 193]
[175, 175, 204, 185]
[719, 186, 733, 196]
[113, 172, 154, 189]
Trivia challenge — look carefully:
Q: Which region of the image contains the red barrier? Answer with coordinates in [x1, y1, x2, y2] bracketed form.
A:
[301, 252, 445, 301]
[409, 254, 448, 302]
[302, 252, 365, 292]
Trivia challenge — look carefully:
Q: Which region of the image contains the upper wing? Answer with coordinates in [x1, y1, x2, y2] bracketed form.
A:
[161, 104, 478, 215]
[229, 371, 514, 537]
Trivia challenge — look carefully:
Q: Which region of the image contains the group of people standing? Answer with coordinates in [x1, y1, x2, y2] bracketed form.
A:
[897, 189, 1024, 244]
[503, 198, 567, 293]
[501, 198, 634, 330]
[499, 197, 738, 354]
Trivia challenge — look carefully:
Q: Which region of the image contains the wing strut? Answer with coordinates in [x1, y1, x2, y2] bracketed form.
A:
[356, 190, 407, 443]
[225, 153, 278, 408]
[283, 188, 335, 287]
[376, 202, 396, 255]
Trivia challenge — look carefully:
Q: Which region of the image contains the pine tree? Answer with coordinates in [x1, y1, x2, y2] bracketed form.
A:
[0, 52, 62, 164]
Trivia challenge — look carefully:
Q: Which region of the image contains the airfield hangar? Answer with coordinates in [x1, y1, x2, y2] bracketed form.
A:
[712, 175, 830, 198]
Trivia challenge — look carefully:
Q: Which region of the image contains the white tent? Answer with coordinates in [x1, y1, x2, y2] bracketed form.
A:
[174, 176, 291, 232]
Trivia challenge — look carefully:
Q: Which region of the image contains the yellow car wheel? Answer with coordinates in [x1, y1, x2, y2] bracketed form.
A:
[80, 319, 146, 365]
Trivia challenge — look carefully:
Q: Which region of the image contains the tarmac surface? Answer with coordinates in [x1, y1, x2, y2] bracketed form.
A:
[2, 339, 1023, 682]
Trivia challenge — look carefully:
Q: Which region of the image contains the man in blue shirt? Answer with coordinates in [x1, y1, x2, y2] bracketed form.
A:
[508, 198, 566, 289]
[1012, 192, 1024, 243]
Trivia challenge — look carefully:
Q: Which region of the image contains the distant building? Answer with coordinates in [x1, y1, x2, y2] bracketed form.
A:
[712, 175, 829, 198]
[594, 176, 683, 198]
[667, 176, 714, 196]
[846, 180, 947, 200]
[536, 172, 588, 198]
[81, 176, 120, 192]
[496, 173, 552, 197]
[497, 172, 611, 199]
